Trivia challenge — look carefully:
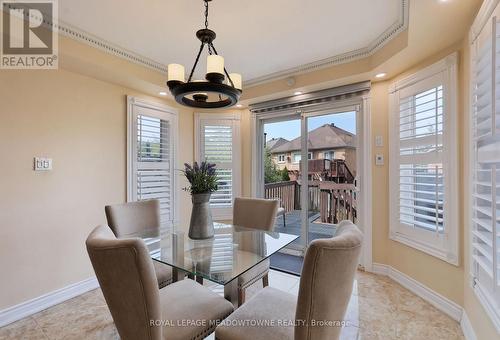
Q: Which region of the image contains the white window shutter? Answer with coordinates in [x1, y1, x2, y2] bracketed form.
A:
[195, 113, 241, 220]
[203, 124, 234, 207]
[398, 86, 444, 233]
[470, 17, 500, 331]
[127, 98, 177, 226]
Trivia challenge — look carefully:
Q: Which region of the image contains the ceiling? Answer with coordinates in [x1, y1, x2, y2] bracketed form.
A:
[57, 0, 404, 84]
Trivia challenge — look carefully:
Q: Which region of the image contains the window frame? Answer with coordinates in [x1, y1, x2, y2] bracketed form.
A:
[126, 96, 179, 225]
[278, 154, 286, 163]
[293, 152, 301, 163]
[388, 53, 459, 265]
[194, 112, 241, 220]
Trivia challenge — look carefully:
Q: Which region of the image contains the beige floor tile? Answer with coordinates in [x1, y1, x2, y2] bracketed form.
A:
[0, 269, 464, 340]
[0, 317, 48, 340]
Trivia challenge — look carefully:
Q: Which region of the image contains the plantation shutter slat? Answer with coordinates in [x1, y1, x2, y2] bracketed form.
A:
[134, 111, 174, 224]
[397, 84, 445, 234]
[200, 121, 236, 208]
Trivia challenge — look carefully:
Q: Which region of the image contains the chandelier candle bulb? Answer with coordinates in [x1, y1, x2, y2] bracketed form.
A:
[167, 64, 185, 82]
[228, 73, 242, 90]
[207, 55, 224, 75]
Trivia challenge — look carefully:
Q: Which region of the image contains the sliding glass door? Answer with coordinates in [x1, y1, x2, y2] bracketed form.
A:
[304, 111, 358, 245]
[262, 115, 305, 250]
[257, 108, 359, 256]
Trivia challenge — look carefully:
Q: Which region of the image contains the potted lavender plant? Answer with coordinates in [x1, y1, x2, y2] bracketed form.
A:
[182, 161, 219, 239]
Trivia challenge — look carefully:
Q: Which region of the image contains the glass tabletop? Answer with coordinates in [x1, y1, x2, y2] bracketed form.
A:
[123, 222, 299, 286]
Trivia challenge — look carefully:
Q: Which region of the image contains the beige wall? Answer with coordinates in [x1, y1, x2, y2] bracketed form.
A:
[0, 67, 193, 310]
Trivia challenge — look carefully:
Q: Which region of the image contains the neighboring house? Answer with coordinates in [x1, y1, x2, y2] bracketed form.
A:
[269, 123, 356, 175]
[265, 137, 289, 151]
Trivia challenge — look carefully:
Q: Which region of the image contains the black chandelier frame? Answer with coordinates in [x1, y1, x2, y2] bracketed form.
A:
[167, 0, 242, 108]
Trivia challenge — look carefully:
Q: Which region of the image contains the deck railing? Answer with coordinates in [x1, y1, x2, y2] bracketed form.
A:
[264, 181, 299, 212]
[264, 180, 356, 224]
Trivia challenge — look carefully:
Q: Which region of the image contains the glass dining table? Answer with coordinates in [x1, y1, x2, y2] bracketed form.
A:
[123, 222, 299, 307]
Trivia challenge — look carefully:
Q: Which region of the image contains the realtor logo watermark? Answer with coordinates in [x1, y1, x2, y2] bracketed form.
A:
[1, 0, 58, 69]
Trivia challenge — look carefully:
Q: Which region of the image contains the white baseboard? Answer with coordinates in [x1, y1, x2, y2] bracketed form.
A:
[371, 263, 462, 321]
[0, 277, 99, 328]
[460, 311, 477, 340]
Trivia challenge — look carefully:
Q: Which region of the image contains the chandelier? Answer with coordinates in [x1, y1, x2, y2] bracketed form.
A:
[166, 0, 242, 108]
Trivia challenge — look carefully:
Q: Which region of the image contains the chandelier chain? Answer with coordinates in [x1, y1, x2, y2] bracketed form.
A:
[204, 0, 209, 29]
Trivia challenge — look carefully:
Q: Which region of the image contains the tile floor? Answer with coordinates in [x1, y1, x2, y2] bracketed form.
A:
[0, 270, 464, 340]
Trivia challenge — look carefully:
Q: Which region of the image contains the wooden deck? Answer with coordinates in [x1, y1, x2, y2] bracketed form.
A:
[274, 210, 337, 246]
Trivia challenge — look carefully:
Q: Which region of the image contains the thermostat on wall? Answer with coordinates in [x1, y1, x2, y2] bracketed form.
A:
[34, 157, 52, 171]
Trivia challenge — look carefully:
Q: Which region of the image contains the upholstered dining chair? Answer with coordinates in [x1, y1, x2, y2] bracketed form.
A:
[86, 225, 234, 340]
[105, 199, 172, 288]
[215, 221, 362, 340]
[232, 197, 279, 306]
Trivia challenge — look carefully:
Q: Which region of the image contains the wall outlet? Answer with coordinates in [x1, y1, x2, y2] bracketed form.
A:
[34, 157, 52, 171]
[375, 154, 384, 166]
[375, 135, 384, 147]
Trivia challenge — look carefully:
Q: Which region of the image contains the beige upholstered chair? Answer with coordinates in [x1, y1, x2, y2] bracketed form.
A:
[86, 225, 234, 340]
[233, 197, 279, 306]
[215, 221, 362, 340]
[105, 199, 172, 288]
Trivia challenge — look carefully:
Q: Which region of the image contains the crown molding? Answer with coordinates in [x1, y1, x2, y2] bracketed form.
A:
[5, 1, 408, 85]
[1, 2, 167, 74]
[470, 0, 500, 44]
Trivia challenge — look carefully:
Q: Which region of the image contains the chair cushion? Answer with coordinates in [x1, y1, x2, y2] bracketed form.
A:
[237, 259, 270, 289]
[159, 279, 234, 340]
[215, 287, 296, 340]
[153, 261, 173, 288]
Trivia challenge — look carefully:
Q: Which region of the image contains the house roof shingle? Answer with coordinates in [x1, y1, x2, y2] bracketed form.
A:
[271, 124, 356, 153]
[266, 137, 289, 151]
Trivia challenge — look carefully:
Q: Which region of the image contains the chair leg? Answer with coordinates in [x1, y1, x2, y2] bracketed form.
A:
[196, 276, 204, 285]
[238, 287, 245, 306]
[283, 213, 286, 228]
[188, 273, 195, 280]
[262, 273, 269, 287]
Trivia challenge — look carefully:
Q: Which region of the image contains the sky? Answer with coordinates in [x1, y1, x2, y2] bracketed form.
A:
[264, 111, 356, 141]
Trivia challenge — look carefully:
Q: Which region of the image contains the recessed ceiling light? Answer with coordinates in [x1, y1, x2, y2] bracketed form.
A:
[375, 73, 387, 79]
[159, 91, 167, 96]
[236, 104, 243, 108]
[294, 91, 303, 95]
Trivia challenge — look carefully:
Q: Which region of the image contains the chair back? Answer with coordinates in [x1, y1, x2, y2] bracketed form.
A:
[233, 197, 279, 231]
[86, 225, 161, 340]
[105, 199, 160, 237]
[295, 221, 363, 340]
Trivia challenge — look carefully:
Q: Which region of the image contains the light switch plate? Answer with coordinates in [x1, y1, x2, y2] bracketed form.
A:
[375, 154, 384, 166]
[34, 157, 52, 171]
[375, 135, 384, 147]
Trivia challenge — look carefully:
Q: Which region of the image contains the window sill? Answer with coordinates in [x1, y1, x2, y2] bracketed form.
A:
[389, 231, 458, 266]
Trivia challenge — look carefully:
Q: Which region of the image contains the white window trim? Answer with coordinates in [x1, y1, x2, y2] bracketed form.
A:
[278, 154, 286, 163]
[194, 112, 241, 221]
[126, 96, 179, 224]
[388, 53, 459, 266]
